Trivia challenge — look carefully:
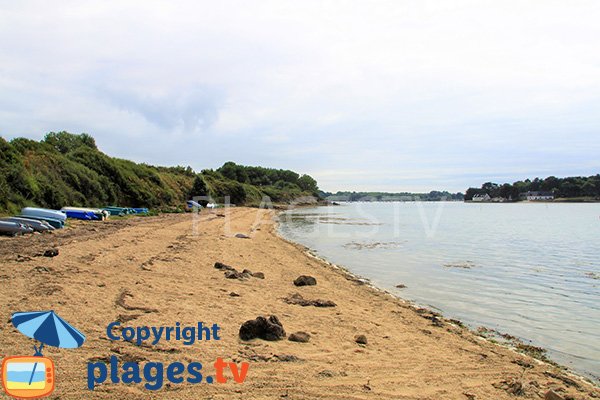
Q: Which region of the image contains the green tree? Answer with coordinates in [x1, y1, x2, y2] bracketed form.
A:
[43, 131, 97, 153]
[190, 175, 209, 205]
[297, 174, 318, 193]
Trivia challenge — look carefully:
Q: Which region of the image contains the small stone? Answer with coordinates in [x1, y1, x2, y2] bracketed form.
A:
[544, 390, 565, 400]
[294, 275, 317, 286]
[283, 293, 336, 307]
[355, 335, 368, 345]
[252, 272, 265, 279]
[272, 354, 300, 362]
[318, 370, 335, 378]
[214, 262, 235, 271]
[242, 269, 253, 274]
[43, 249, 59, 257]
[235, 233, 250, 239]
[229, 292, 240, 297]
[395, 284, 407, 289]
[288, 331, 311, 343]
[224, 270, 243, 279]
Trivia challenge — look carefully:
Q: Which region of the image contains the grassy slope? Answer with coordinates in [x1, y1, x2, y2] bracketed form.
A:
[0, 133, 318, 214]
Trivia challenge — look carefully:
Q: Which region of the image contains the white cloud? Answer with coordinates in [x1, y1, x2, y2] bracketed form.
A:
[0, 0, 599, 191]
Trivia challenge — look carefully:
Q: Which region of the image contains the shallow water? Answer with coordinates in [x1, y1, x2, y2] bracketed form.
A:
[278, 202, 600, 383]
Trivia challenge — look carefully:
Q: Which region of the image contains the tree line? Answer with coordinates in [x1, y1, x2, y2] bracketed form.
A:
[323, 190, 464, 202]
[214, 162, 319, 195]
[464, 175, 600, 201]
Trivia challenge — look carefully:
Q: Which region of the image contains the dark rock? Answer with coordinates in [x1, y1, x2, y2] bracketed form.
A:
[31, 266, 51, 273]
[288, 331, 311, 343]
[544, 390, 565, 400]
[229, 292, 240, 297]
[395, 284, 407, 289]
[449, 319, 465, 328]
[317, 370, 336, 378]
[252, 272, 265, 279]
[239, 315, 286, 341]
[239, 317, 266, 340]
[214, 262, 235, 271]
[294, 275, 317, 286]
[512, 359, 533, 369]
[235, 233, 250, 239]
[242, 269, 253, 274]
[493, 378, 526, 396]
[355, 334, 368, 345]
[543, 372, 581, 389]
[283, 293, 336, 307]
[311, 299, 336, 307]
[224, 270, 244, 279]
[272, 354, 300, 362]
[43, 249, 59, 257]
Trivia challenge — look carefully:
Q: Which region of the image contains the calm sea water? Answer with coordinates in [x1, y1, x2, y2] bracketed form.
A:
[278, 202, 600, 382]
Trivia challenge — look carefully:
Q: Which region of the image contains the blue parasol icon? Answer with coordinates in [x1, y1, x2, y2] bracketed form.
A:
[11, 310, 86, 355]
[11, 311, 86, 386]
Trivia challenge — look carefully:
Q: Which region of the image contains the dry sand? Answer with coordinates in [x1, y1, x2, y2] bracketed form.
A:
[0, 207, 598, 399]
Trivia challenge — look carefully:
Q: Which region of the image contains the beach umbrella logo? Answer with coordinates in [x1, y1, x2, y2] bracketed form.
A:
[1, 310, 86, 399]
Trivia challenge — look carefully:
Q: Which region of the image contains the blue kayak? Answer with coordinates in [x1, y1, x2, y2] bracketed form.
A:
[132, 208, 149, 214]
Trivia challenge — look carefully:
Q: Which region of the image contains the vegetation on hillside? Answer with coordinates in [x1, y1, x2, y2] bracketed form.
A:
[193, 162, 320, 206]
[464, 175, 600, 201]
[0, 132, 196, 214]
[0, 132, 321, 214]
[323, 191, 464, 202]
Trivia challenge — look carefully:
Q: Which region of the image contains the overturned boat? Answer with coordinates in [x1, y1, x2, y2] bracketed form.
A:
[186, 200, 203, 210]
[1, 217, 54, 232]
[102, 206, 134, 216]
[0, 221, 34, 236]
[16, 215, 64, 229]
[61, 207, 109, 220]
[21, 207, 67, 222]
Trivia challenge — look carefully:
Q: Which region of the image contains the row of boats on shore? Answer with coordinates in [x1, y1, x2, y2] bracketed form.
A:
[0, 206, 149, 236]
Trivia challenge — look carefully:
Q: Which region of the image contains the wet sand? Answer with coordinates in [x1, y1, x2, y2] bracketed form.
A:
[0, 208, 598, 399]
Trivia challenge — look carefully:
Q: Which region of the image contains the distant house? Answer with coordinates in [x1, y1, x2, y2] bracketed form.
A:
[523, 191, 554, 201]
[471, 193, 491, 202]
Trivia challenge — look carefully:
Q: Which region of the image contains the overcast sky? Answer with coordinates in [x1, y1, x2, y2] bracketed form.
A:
[1, 1, 599, 192]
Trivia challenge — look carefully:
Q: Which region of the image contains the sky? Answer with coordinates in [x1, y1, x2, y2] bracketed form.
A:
[1, 0, 599, 193]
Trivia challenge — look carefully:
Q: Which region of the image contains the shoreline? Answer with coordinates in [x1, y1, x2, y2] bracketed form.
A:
[274, 211, 598, 387]
[0, 208, 598, 399]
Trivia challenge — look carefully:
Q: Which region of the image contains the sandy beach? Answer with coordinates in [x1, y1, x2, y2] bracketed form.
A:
[0, 207, 598, 399]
